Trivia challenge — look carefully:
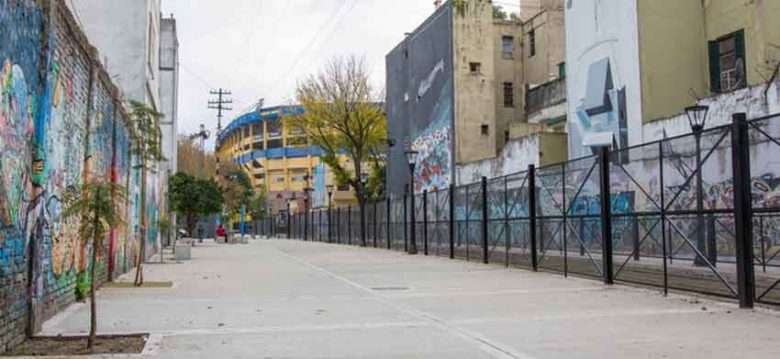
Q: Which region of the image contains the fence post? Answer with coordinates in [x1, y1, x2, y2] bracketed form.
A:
[336, 207, 341, 244]
[449, 184, 455, 259]
[387, 197, 392, 250]
[528, 165, 538, 271]
[731, 113, 754, 308]
[347, 206, 352, 245]
[403, 192, 408, 252]
[481, 176, 489, 264]
[373, 201, 378, 248]
[598, 146, 614, 285]
[423, 190, 429, 255]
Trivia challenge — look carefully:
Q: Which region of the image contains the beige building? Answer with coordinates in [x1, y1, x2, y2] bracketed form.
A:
[454, 0, 567, 178]
[637, 0, 780, 122]
[385, 0, 567, 194]
[565, 0, 780, 159]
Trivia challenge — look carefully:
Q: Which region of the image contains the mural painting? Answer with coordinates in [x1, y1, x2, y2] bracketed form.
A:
[1, 0, 151, 349]
[386, 4, 453, 196]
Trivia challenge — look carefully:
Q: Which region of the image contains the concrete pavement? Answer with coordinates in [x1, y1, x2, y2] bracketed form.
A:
[40, 238, 780, 358]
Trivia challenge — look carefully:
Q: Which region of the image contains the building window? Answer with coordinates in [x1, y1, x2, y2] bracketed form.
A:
[709, 30, 746, 93]
[504, 130, 510, 143]
[481, 124, 489, 135]
[337, 184, 350, 191]
[501, 36, 514, 59]
[469, 62, 481, 73]
[528, 29, 536, 57]
[558, 62, 566, 78]
[503, 82, 514, 108]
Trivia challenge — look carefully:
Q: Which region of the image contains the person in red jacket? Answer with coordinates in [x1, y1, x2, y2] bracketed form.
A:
[216, 224, 226, 243]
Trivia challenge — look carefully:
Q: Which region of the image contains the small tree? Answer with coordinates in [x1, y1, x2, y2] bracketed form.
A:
[286, 55, 386, 247]
[221, 167, 254, 222]
[129, 101, 165, 287]
[63, 179, 126, 350]
[246, 186, 267, 219]
[169, 172, 223, 238]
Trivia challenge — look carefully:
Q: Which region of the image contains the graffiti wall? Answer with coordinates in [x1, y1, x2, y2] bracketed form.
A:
[0, 0, 142, 352]
[386, 3, 454, 196]
[0, 0, 43, 350]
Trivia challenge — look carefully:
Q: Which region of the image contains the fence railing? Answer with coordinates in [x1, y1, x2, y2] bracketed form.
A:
[252, 113, 780, 308]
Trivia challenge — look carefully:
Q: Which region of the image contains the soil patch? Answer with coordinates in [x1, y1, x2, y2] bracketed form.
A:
[5, 334, 148, 357]
[102, 281, 174, 288]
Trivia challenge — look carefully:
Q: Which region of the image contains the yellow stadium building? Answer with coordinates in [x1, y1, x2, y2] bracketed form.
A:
[216, 105, 356, 215]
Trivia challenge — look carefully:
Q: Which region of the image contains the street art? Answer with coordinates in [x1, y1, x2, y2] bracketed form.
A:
[0, 60, 35, 275]
[43, 55, 89, 279]
[571, 57, 628, 158]
[1, 1, 152, 348]
[386, 3, 453, 196]
[411, 77, 453, 193]
[1, 0, 43, 281]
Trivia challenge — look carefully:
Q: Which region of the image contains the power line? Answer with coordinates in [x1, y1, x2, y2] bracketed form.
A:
[267, 0, 350, 95]
[181, 62, 214, 89]
[296, 0, 359, 75]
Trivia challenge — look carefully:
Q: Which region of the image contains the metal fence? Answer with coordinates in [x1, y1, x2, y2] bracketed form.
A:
[254, 113, 780, 308]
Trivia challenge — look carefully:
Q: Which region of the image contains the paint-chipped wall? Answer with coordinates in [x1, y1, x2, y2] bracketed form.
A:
[0, 0, 143, 352]
[455, 134, 541, 185]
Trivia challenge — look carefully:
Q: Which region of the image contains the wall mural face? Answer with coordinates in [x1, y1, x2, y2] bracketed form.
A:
[386, 4, 453, 196]
[42, 48, 90, 280]
[0, 0, 42, 279]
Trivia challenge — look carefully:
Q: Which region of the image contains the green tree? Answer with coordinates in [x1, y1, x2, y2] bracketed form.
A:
[492, 5, 507, 20]
[221, 167, 254, 222]
[129, 101, 165, 287]
[246, 185, 267, 219]
[63, 180, 126, 350]
[286, 55, 386, 247]
[169, 172, 223, 238]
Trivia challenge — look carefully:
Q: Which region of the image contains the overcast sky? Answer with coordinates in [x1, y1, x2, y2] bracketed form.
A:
[161, 0, 520, 149]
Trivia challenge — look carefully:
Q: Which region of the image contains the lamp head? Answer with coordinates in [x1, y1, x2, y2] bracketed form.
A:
[685, 105, 709, 134]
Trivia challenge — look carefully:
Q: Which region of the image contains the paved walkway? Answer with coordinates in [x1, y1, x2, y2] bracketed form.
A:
[41, 238, 780, 358]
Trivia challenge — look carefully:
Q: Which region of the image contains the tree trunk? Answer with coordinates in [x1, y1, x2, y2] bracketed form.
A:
[87, 201, 100, 350]
[134, 158, 147, 287]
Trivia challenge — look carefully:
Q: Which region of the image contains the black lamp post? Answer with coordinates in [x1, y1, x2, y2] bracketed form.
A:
[404, 148, 419, 255]
[327, 184, 334, 243]
[359, 172, 369, 247]
[287, 192, 296, 239]
[686, 105, 715, 267]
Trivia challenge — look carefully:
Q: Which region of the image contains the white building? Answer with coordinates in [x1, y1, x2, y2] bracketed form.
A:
[68, 0, 179, 247]
[68, 0, 162, 109]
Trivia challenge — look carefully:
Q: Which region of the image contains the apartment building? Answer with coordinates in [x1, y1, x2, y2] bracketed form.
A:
[565, 0, 780, 158]
[386, 0, 567, 193]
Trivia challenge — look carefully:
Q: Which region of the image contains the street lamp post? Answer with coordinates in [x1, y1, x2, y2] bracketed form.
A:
[404, 148, 419, 255]
[287, 192, 296, 239]
[686, 105, 715, 267]
[359, 172, 369, 247]
[327, 184, 334, 243]
[303, 186, 313, 241]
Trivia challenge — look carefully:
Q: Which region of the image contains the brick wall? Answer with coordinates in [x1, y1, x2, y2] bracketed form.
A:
[0, 0, 144, 352]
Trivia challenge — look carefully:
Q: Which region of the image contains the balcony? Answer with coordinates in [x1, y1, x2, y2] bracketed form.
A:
[525, 77, 566, 116]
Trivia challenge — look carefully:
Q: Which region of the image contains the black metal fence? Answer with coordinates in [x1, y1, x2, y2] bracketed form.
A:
[254, 113, 780, 308]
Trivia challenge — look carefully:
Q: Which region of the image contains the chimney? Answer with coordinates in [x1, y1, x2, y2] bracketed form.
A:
[434, 0, 442, 8]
